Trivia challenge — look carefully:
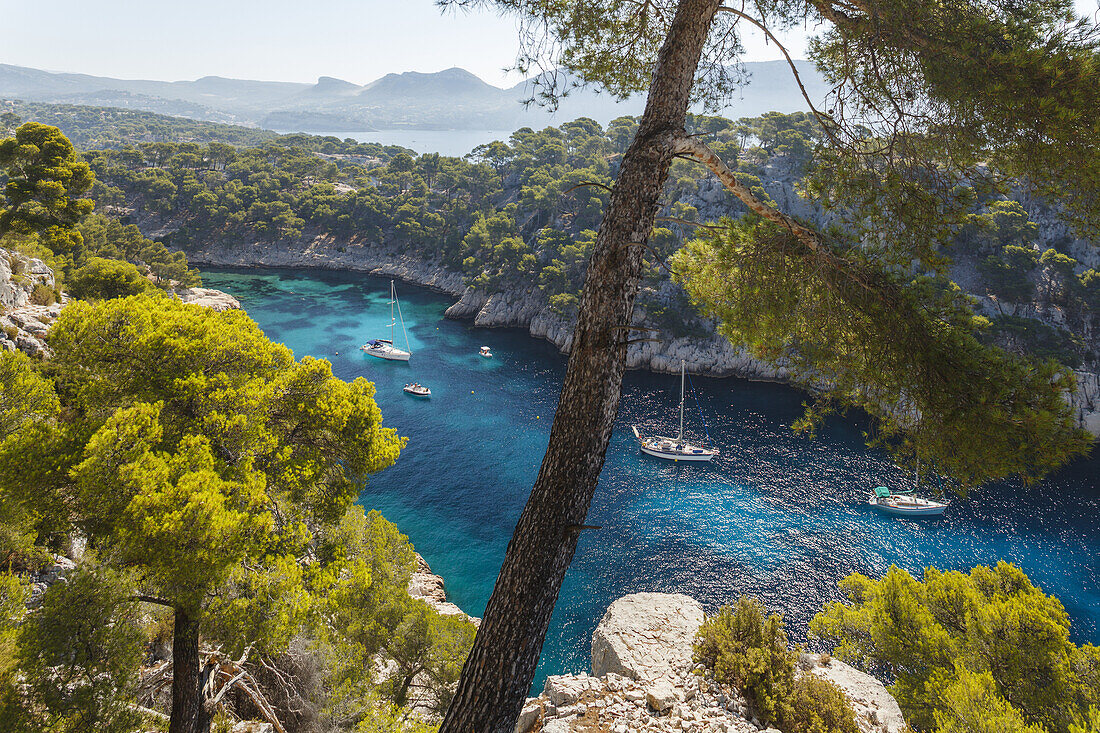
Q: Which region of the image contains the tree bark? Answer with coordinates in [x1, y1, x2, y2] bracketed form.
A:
[439, 1, 721, 730]
[169, 607, 213, 733]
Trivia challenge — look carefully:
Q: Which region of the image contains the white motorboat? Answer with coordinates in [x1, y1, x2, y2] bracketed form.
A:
[403, 383, 431, 398]
[869, 486, 948, 517]
[633, 360, 718, 462]
[362, 280, 411, 361]
[479, 346, 493, 358]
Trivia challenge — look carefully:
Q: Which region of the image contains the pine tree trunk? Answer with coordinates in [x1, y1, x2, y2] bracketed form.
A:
[439, 2, 720, 730]
[169, 607, 213, 733]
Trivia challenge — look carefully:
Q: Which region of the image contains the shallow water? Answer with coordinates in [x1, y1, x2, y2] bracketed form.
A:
[201, 266, 1100, 688]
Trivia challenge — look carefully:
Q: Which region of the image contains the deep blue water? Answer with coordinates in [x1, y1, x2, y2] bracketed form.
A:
[200, 267, 1100, 688]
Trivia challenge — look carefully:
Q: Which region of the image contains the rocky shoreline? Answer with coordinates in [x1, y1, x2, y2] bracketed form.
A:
[520, 592, 906, 733]
[184, 236, 1100, 436]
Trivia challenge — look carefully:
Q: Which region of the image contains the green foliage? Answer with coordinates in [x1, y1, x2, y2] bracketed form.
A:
[0, 123, 95, 262]
[76, 214, 200, 287]
[672, 216, 1092, 489]
[0, 294, 408, 729]
[810, 563, 1100, 733]
[0, 351, 59, 568]
[977, 245, 1038, 302]
[694, 598, 857, 733]
[984, 316, 1083, 369]
[959, 200, 1040, 255]
[931, 667, 1046, 733]
[0, 573, 29, 679]
[1070, 708, 1100, 733]
[67, 256, 155, 300]
[317, 507, 477, 721]
[8, 102, 278, 150]
[16, 566, 145, 733]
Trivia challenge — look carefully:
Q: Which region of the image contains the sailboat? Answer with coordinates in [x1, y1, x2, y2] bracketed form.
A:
[361, 280, 411, 361]
[632, 360, 718, 461]
[868, 462, 949, 517]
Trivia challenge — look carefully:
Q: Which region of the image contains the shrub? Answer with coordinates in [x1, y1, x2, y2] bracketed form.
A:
[695, 597, 857, 733]
[68, 256, 154, 301]
[29, 282, 56, 306]
[788, 675, 859, 733]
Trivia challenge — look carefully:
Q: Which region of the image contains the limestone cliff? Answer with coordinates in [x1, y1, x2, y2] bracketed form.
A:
[184, 236, 1100, 435]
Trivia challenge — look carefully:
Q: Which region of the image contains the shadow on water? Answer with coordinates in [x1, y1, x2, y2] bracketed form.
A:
[201, 266, 1100, 689]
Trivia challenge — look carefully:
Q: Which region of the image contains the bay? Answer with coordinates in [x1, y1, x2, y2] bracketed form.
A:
[199, 266, 1100, 689]
[273, 129, 515, 157]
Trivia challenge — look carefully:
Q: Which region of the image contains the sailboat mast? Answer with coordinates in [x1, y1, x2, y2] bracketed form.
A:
[390, 280, 395, 344]
[679, 360, 685, 442]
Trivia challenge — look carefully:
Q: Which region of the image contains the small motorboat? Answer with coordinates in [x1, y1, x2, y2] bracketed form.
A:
[479, 346, 493, 358]
[869, 486, 948, 517]
[403, 383, 431, 398]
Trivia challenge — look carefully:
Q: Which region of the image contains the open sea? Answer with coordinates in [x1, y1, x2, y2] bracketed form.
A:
[200, 266, 1100, 689]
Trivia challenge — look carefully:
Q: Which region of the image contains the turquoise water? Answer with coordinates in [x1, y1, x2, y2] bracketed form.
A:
[200, 267, 1100, 688]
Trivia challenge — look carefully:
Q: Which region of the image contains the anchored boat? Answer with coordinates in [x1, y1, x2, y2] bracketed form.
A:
[403, 383, 431, 398]
[633, 360, 718, 462]
[869, 487, 948, 516]
[362, 280, 411, 361]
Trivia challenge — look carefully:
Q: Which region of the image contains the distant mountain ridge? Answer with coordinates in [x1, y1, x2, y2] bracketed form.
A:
[0, 62, 828, 131]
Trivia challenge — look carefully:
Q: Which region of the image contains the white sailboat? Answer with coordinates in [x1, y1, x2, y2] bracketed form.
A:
[361, 280, 411, 361]
[869, 463, 949, 517]
[633, 360, 718, 461]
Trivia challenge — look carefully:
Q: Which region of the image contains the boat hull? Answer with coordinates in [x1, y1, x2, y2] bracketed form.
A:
[364, 346, 411, 361]
[639, 445, 716, 461]
[868, 497, 948, 516]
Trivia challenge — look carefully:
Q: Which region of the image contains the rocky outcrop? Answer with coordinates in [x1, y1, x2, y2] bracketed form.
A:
[518, 593, 906, 733]
[0, 248, 54, 311]
[407, 553, 480, 626]
[806, 654, 907, 733]
[591, 593, 704, 684]
[1, 249, 60, 357]
[1, 247, 243, 357]
[1070, 370, 1100, 436]
[174, 286, 241, 311]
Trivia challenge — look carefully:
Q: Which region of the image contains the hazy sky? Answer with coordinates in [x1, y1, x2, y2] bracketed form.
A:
[4, 1, 810, 87]
[4, 1, 1098, 88]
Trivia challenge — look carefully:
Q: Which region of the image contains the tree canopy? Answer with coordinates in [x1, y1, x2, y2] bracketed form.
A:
[810, 563, 1100, 733]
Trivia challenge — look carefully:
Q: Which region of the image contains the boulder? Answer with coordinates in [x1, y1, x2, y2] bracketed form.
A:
[514, 698, 542, 733]
[176, 287, 240, 311]
[591, 592, 704, 684]
[645, 678, 679, 713]
[543, 674, 606, 707]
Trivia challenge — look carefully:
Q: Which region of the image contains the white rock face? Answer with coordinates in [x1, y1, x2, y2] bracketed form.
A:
[406, 553, 480, 626]
[809, 655, 907, 733]
[591, 592, 704, 683]
[175, 286, 241, 311]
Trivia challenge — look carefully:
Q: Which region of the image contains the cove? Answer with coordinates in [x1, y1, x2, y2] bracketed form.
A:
[200, 266, 1100, 690]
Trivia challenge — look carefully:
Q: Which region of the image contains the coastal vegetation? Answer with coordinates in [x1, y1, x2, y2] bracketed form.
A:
[2, 5, 1099, 729]
[0, 123, 476, 732]
[810, 563, 1100, 733]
